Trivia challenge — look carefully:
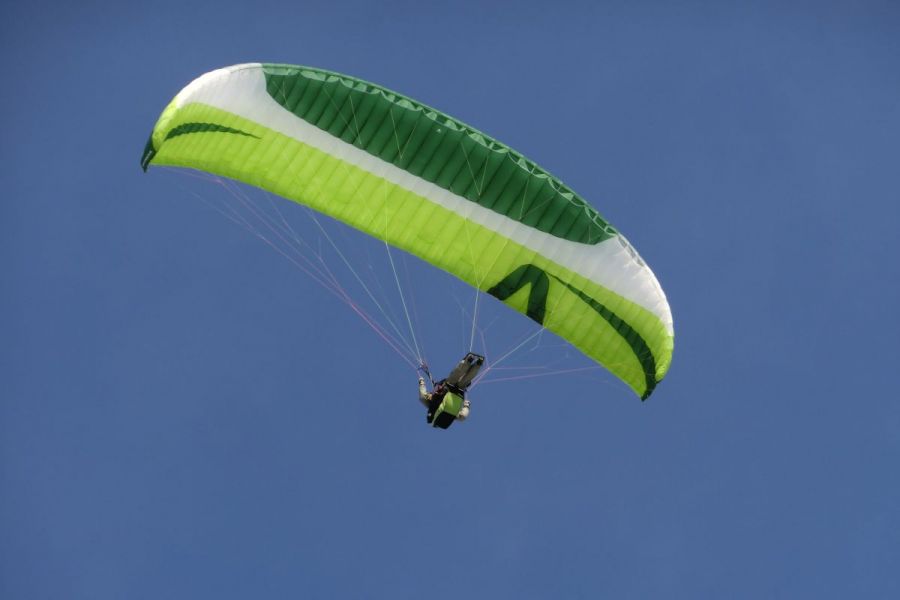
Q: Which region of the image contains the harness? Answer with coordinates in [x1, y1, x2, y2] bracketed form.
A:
[426, 381, 465, 429]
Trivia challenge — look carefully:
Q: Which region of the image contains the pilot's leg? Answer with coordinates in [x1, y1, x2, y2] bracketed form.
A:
[457, 356, 484, 388]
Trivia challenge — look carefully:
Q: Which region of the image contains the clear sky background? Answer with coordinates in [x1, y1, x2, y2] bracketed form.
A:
[2, 1, 899, 598]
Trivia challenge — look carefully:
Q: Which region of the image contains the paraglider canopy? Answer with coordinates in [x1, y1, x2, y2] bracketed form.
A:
[141, 63, 673, 399]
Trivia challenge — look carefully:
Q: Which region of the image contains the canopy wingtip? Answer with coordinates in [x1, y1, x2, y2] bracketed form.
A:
[140, 134, 156, 172]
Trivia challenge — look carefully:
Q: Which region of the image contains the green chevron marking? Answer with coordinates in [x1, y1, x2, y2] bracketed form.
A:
[552, 276, 658, 399]
[141, 122, 260, 171]
[165, 122, 260, 141]
[489, 264, 658, 399]
[487, 264, 549, 324]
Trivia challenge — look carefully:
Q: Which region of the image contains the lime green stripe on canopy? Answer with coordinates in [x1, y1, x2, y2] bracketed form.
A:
[141, 64, 674, 399]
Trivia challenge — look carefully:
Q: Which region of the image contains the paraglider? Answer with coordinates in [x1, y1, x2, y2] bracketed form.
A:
[418, 353, 484, 429]
[141, 63, 674, 414]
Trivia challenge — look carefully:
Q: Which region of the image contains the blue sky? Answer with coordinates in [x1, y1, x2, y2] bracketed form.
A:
[2, 1, 899, 597]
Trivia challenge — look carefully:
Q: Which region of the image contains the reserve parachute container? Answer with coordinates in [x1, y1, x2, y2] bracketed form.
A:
[141, 63, 673, 399]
